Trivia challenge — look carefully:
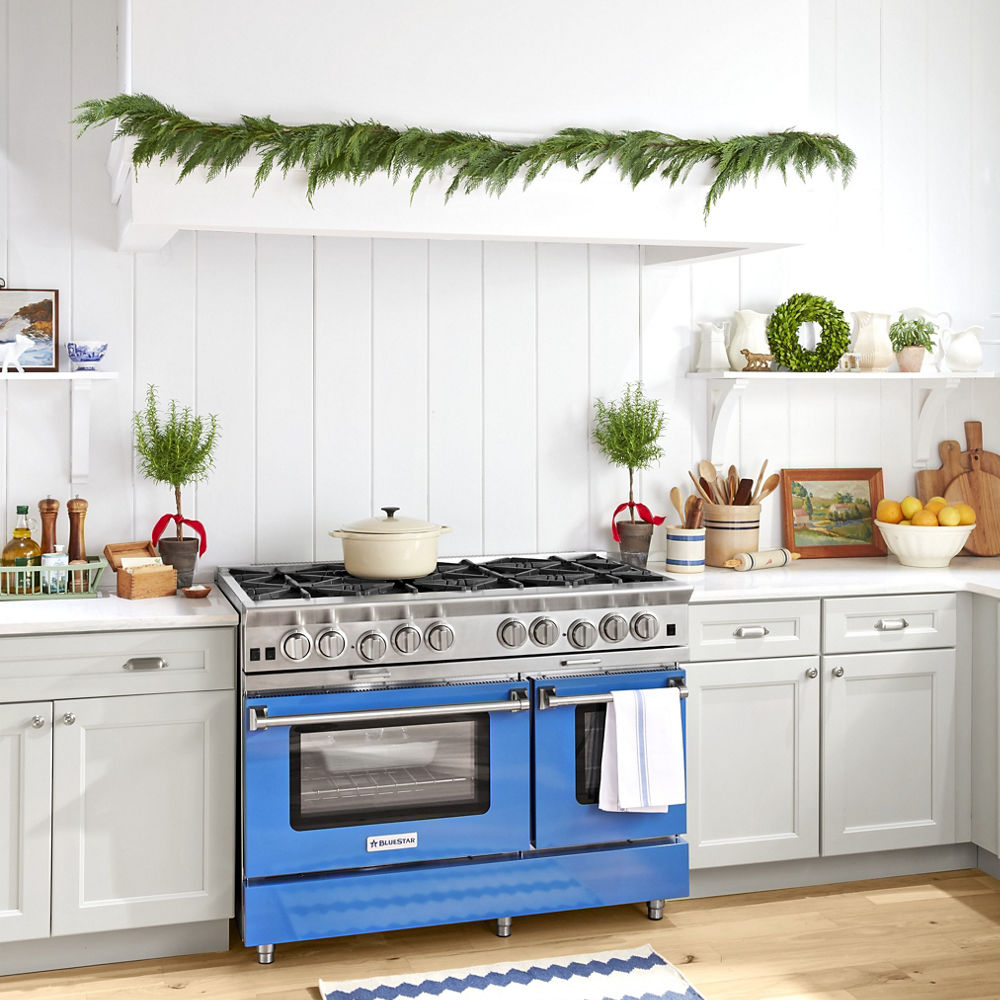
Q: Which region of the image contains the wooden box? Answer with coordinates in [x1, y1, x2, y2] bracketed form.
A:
[103, 542, 177, 599]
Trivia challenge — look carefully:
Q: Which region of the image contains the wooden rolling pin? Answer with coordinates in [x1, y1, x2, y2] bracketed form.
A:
[724, 548, 801, 571]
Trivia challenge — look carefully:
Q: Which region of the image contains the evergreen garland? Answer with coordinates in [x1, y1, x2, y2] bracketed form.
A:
[766, 293, 851, 373]
[74, 94, 856, 220]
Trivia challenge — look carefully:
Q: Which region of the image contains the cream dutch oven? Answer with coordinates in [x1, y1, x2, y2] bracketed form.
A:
[330, 507, 451, 579]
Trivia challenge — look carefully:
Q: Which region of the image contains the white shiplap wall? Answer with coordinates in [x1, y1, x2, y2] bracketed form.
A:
[1, 0, 998, 574]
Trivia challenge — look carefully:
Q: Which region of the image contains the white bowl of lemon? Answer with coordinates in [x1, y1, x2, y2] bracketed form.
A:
[874, 495, 976, 568]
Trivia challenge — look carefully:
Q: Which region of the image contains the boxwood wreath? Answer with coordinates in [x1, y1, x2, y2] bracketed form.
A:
[73, 94, 856, 220]
[766, 293, 851, 372]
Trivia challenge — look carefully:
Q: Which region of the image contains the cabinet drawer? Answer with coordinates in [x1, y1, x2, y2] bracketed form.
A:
[822, 593, 956, 653]
[686, 600, 820, 661]
[0, 628, 235, 700]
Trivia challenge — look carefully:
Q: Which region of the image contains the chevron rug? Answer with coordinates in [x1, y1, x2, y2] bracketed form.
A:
[319, 944, 707, 1000]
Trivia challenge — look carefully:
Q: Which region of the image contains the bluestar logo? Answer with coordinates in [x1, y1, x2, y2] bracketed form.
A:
[366, 832, 418, 852]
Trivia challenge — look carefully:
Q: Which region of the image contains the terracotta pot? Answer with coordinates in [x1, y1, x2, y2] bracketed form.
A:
[895, 345, 926, 373]
[157, 537, 199, 589]
[616, 520, 654, 568]
[330, 506, 451, 579]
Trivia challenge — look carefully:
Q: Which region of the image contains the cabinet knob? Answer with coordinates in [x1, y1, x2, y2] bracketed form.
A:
[806, 667, 818, 679]
[62, 712, 76, 726]
[832, 666, 845, 678]
[30, 714, 45, 729]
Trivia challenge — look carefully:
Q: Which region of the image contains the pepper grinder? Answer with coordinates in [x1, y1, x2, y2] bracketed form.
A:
[38, 497, 59, 554]
[67, 496, 88, 562]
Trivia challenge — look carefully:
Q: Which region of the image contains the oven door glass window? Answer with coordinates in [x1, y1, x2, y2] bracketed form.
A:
[575, 704, 607, 805]
[289, 713, 489, 830]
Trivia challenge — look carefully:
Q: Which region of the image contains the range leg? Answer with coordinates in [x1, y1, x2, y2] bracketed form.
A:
[647, 899, 665, 921]
[257, 944, 275, 964]
[495, 916, 513, 937]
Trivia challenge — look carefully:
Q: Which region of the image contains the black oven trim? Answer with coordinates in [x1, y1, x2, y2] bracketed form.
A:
[288, 711, 491, 831]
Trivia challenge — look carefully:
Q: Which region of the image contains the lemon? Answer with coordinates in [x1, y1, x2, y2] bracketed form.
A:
[955, 503, 976, 525]
[924, 498, 947, 516]
[911, 509, 939, 526]
[900, 496, 922, 519]
[937, 505, 961, 526]
[876, 498, 903, 524]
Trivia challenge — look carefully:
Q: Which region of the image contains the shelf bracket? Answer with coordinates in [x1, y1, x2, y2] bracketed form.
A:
[706, 377, 748, 467]
[70, 377, 93, 485]
[913, 377, 960, 469]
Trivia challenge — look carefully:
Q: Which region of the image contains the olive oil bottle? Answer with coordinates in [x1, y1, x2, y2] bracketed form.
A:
[2, 505, 42, 594]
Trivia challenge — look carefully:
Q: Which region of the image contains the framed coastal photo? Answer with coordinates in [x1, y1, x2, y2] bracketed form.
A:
[780, 467, 887, 558]
[0, 288, 59, 373]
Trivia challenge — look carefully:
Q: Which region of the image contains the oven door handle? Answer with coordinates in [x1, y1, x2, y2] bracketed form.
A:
[537, 682, 688, 711]
[248, 688, 528, 732]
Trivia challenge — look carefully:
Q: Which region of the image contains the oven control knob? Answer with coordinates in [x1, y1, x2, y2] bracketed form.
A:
[567, 619, 597, 649]
[529, 617, 559, 647]
[426, 622, 455, 652]
[392, 625, 421, 655]
[599, 613, 629, 643]
[357, 630, 388, 662]
[316, 628, 347, 659]
[498, 618, 527, 649]
[631, 612, 659, 641]
[281, 629, 313, 661]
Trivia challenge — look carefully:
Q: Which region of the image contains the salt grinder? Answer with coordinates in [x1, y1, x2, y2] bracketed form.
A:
[67, 496, 88, 562]
[38, 497, 59, 554]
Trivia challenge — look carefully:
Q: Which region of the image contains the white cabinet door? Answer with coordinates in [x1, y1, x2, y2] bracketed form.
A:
[822, 648, 956, 856]
[50, 691, 234, 936]
[685, 656, 820, 868]
[0, 702, 52, 943]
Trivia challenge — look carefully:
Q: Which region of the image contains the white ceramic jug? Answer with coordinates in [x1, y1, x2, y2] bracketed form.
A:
[695, 320, 731, 372]
[727, 310, 770, 371]
[943, 325, 984, 372]
[852, 311, 893, 371]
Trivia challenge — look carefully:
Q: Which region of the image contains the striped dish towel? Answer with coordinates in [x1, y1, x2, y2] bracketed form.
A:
[598, 687, 685, 812]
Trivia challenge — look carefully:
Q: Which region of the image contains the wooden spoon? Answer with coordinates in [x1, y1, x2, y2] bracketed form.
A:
[688, 470, 713, 503]
[728, 465, 739, 503]
[733, 478, 754, 505]
[752, 458, 769, 503]
[698, 460, 718, 491]
[684, 493, 698, 527]
[716, 475, 729, 505]
[753, 472, 781, 504]
[670, 486, 685, 525]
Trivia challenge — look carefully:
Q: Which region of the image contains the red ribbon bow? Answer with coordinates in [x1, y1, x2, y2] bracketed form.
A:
[151, 514, 208, 557]
[611, 502, 665, 543]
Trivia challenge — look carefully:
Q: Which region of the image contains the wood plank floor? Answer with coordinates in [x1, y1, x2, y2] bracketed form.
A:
[5, 869, 1000, 1000]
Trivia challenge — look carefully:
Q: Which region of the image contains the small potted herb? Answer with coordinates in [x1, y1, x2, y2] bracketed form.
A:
[592, 382, 666, 567]
[889, 314, 936, 372]
[134, 384, 220, 588]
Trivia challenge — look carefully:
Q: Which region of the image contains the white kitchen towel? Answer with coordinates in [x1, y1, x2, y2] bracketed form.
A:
[599, 687, 685, 812]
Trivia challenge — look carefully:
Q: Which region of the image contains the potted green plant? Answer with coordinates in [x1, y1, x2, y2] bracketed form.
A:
[134, 384, 220, 588]
[592, 382, 666, 567]
[889, 314, 936, 372]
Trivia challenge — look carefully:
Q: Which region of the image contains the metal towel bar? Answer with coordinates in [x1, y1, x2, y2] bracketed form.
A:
[537, 681, 688, 711]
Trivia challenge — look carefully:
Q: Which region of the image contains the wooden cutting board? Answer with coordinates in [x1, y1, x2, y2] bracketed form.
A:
[915, 439, 964, 501]
[943, 449, 1000, 556]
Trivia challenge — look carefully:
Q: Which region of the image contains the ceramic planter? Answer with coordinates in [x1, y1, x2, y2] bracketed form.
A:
[616, 520, 654, 568]
[894, 346, 926, 373]
[157, 537, 199, 589]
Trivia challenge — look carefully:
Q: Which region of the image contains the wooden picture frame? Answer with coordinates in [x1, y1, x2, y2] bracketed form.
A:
[0, 288, 59, 373]
[780, 467, 887, 558]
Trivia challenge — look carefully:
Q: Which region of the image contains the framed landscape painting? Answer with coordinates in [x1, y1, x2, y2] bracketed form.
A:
[780, 468, 887, 558]
[0, 288, 59, 372]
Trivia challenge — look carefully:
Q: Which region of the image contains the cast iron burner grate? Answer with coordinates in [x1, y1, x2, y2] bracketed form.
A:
[226, 554, 663, 601]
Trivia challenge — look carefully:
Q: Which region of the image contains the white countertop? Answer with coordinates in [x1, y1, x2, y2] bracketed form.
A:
[652, 555, 1000, 603]
[0, 589, 238, 636]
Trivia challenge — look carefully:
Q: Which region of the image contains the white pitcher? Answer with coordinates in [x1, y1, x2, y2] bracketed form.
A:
[943, 325, 984, 372]
[695, 320, 731, 372]
[727, 310, 770, 371]
[851, 311, 893, 372]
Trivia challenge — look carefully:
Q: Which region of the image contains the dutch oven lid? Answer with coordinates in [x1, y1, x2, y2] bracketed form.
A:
[341, 506, 443, 535]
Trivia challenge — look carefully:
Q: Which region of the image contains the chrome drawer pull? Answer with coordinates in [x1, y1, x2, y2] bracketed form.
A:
[249, 689, 528, 732]
[733, 625, 769, 639]
[874, 618, 909, 632]
[537, 682, 688, 711]
[123, 657, 167, 671]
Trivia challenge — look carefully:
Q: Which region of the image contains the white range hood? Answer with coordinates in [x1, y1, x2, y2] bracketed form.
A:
[109, 0, 822, 259]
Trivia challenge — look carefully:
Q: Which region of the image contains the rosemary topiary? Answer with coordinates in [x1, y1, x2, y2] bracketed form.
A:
[889, 314, 936, 351]
[134, 384, 220, 550]
[593, 383, 666, 533]
[766, 293, 851, 372]
[73, 94, 857, 221]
